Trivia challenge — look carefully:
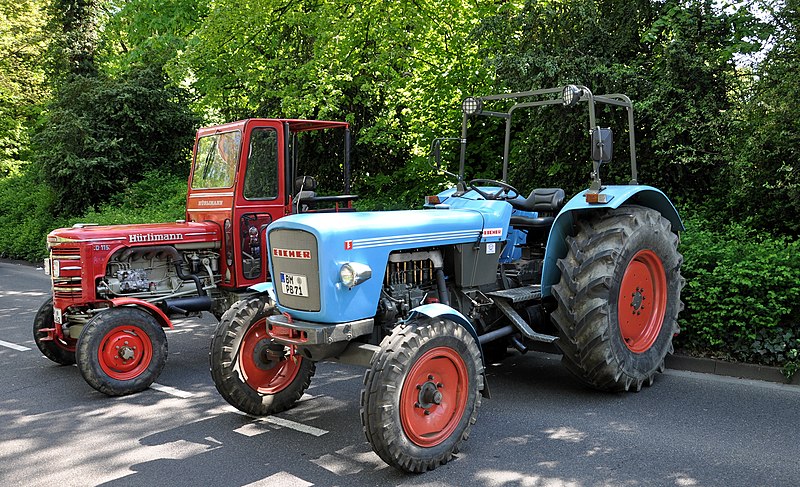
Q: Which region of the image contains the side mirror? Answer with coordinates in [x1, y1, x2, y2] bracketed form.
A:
[591, 128, 613, 163]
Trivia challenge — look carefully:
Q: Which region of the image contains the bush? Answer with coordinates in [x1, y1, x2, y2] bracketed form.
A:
[677, 216, 800, 377]
[34, 65, 198, 216]
[0, 169, 188, 262]
[0, 169, 68, 261]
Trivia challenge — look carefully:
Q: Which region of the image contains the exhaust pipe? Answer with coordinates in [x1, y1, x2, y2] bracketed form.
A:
[164, 295, 214, 315]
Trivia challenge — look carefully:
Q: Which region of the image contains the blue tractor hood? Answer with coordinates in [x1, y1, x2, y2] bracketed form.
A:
[266, 202, 512, 323]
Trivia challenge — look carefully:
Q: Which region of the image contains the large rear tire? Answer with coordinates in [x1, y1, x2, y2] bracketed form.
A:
[76, 307, 168, 396]
[360, 318, 483, 472]
[33, 298, 76, 365]
[551, 205, 683, 391]
[210, 297, 315, 416]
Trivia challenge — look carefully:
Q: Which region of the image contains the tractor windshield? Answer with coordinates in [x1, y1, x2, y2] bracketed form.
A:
[191, 130, 242, 189]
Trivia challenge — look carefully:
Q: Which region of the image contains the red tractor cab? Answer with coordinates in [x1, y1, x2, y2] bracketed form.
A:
[34, 118, 357, 396]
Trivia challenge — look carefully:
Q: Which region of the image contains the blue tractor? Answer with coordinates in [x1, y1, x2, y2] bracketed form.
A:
[209, 85, 684, 472]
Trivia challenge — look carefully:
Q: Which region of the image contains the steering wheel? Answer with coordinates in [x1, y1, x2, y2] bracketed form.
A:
[468, 179, 521, 200]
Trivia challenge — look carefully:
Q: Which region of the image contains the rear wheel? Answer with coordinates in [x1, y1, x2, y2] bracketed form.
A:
[360, 318, 483, 472]
[76, 307, 168, 396]
[551, 205, 683, 391]
[33, 298, 76, 365]
[210, 297, 315, 416]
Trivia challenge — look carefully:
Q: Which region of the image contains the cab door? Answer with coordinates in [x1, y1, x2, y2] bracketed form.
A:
[232, 120, 287, 286]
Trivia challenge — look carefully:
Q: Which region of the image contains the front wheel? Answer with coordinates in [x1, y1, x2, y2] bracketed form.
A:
[209, 297, 315, 416]
[33, 298, 76, 365]
[551, 205, 683, 391]
[360, 318, 483, 473]
[76, 307, 168, 396]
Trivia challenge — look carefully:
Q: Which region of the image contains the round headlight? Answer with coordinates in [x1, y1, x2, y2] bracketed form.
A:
[340, 264, 356, 288]
[462, 97, 483, 116]
[562, 84, 583, 107]
[339, 262, 373, 289]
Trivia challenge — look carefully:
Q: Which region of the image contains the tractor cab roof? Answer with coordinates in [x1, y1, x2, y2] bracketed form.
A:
[196, 119, 349, 137]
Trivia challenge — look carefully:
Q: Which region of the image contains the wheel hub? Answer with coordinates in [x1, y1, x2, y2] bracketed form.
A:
[98, 326, 153, 380]
[630, 287, 645, 312]
[118, 346, 135, 361]
[251, 339, 283, 371]
[416, 378, 444, 411]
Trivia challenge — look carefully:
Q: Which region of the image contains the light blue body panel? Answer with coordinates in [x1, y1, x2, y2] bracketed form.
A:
[248, 282, 276, 302]
[268, 199, 513, 324]
[268, 184, 680, 320]
[540, 185, 683, 297]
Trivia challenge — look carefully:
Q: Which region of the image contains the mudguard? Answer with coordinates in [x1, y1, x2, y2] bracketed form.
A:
[407, 302, 490, 398]
[248, 282, 277, 303]
[541, 185, 683, 297]
[109, 297, 173, 328]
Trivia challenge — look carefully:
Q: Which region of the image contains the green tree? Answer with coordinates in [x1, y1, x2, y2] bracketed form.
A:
[0, 0, 50, 176]
[169, 0, 515, 208]
[477, 0, 767, 205]
[35, 65, 198, 215]
[728, 0, 800, 234]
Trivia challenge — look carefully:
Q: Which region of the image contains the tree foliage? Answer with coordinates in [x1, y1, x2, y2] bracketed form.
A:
[168, 0, 512, 208]
[35, 66, 198, 215]
[727, 0, 800, 234]
[0, 0, 50, 176]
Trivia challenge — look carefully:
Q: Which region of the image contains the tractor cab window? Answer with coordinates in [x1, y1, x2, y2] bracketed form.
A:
[243, 128, 279, 200]
[192, 131, 241, 189]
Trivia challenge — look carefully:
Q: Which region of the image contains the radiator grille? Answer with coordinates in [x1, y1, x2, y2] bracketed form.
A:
[268, 229, 320, 312]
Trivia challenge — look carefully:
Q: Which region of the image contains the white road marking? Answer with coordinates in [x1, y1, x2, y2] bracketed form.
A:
[261, 416, 328, 437]
[243, 471, 313, 487]
[233, 423, 268, 437]
[0, 290, 49, 297]
[150, 383, 194, 398]
[0, 340, 31, 351]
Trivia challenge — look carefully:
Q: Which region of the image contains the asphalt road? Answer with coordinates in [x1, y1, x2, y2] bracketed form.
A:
[1, 260, 799, 487]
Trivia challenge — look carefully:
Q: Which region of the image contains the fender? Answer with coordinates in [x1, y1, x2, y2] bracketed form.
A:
[109, 297, 173, 328]
[248, 282, 277, 303]
[541, 185, 684, 297]
[407, 302, 491, 398]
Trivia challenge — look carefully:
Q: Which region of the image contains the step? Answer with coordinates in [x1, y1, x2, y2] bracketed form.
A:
[486, 285, 542, 303]
[493, 298, 557, 344]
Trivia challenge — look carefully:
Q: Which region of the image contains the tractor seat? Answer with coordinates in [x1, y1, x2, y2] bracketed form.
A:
[508, 188, 566, 231]
[509, 188, 566, 213]
[294, 176, 318, 213]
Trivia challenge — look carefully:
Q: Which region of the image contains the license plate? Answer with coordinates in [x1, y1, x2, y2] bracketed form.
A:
[280, 272, 309, 297]
[53, 307, 62, 325]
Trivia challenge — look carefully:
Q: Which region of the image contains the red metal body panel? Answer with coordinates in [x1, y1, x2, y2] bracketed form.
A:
[48, 221, 219, 315]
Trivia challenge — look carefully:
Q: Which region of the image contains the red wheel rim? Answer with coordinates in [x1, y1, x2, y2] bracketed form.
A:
[238, 319, 302, 394]
[618, 249, 668, 353]
[400, 346, 469, 448]
[98, 325, 154, 380]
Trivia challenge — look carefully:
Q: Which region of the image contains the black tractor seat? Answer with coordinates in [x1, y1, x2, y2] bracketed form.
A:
[509, 187, 566, 213]
[509, 188, 566, 245]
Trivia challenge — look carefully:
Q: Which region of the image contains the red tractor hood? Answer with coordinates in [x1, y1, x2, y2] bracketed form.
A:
[48, 221, 220, 247]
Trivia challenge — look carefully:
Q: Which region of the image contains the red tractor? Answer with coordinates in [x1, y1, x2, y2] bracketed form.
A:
[34, 118, 357, 396]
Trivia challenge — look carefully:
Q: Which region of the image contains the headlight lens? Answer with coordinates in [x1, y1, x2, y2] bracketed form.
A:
[562, 84, 583, 107]
[339, 262, 372, 289]
[462, 97, 483, 116]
